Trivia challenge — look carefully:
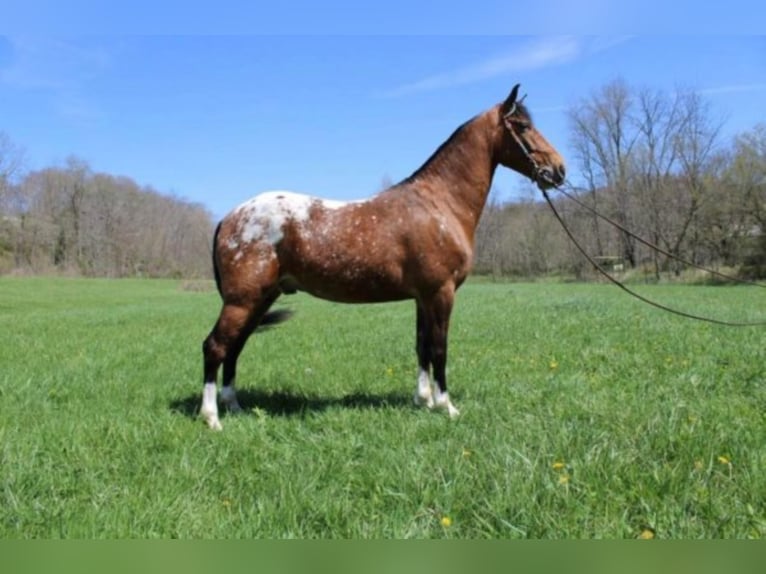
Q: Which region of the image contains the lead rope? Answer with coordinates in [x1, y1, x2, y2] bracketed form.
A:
[505, 111, 765, 326]
[541, 188, 766, 327]
[556, 183, 766, 289]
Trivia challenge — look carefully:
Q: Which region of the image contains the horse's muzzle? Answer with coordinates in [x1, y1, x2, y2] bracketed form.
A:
[536, 165, 565, 190]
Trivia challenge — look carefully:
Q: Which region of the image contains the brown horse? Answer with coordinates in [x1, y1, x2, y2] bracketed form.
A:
[200, 84, 565, 430]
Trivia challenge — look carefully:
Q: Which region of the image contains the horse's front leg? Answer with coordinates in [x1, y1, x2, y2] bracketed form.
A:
[414, 303, 434, 409]
[416, 286, 460, 418]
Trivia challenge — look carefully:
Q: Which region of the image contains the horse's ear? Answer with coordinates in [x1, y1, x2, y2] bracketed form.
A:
[502, 84, 521, 116]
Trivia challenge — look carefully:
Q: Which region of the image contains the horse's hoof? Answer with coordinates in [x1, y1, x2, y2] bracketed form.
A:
[413, 391, 435, 410]
[202, 412, 223, 431]
[433, 391, 460, 418]
[226, 402, 242, 414]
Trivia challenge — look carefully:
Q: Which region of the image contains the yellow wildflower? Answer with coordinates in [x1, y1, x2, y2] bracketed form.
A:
[558, 474, 570, 485]
[717, 455, 731, 466]
[440, 516, 452, 528]
[638, 528, 656, 540]
[552, 461, 566, 471]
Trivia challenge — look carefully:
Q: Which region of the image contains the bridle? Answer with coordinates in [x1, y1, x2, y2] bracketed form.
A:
[503, 99, 559, 190]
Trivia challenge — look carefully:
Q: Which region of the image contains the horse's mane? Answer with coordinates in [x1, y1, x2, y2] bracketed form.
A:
[396, 100, 533, 189]
[398, 115, 484, 187]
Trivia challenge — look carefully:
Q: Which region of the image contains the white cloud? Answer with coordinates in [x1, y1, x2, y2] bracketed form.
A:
[381, 37, 583, 98]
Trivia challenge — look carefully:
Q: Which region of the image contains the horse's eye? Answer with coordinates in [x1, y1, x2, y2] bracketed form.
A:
[508, 118, 529, 133]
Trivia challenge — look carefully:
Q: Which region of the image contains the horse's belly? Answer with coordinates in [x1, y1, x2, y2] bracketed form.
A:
[274, 208, 415, 303]
[279, 258, 411, 303]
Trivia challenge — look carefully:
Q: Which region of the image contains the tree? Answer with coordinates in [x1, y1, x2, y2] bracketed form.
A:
[631, 87, 685, 278]
[567, 80, 725, 278]
[724, 124, 766, 277]
[0, 132, 26, 271]
[568, 79, 640, 267]
[5, 159, 214, 277]
[474, 187, 507, 277]
[0, 132, 26, 211]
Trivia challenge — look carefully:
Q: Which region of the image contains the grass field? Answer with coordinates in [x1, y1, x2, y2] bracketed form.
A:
[1, 276, 764, 538]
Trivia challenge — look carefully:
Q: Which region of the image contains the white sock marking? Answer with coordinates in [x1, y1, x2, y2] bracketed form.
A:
[433, 387, 460, 418]
[414, 368, 434, 408]
[201, 382, 222, 431]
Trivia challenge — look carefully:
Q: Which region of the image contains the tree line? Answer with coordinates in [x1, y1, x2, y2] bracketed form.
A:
[0, 147, 213, 278]
[474, 80, 766, 281]
[2, 78, 765, 281]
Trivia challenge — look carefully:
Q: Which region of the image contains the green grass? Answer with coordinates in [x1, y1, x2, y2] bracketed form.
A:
[1, 276, 764, 538]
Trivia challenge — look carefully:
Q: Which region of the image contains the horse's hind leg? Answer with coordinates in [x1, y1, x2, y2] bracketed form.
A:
[201, 303, 254, 430]
[201, 287, 279, 430]
[219, 290, 281, 415]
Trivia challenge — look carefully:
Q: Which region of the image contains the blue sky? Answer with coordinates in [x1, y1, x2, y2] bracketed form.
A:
[1, 34, 765, 219]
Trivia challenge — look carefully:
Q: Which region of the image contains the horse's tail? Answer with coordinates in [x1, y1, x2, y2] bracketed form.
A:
[210, 219, 294, 330]
[211, 220, 223, 296]
[258, 308, 294, 329]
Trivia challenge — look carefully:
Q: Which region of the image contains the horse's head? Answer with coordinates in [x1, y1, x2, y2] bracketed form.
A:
[496, 84, 566, 190]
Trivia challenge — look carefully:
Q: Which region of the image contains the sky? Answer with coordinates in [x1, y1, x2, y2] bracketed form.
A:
[1, 33, 765, 220]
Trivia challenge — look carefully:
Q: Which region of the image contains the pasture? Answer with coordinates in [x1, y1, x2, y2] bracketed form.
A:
[0, 276, 764, 538]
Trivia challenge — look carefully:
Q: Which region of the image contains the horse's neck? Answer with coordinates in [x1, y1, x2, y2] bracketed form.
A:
[406, 109, 500, 233]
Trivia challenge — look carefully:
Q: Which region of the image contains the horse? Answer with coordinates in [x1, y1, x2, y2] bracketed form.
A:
[200, 84, 565, 430]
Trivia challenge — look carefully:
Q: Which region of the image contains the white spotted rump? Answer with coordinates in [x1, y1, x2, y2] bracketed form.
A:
[232, 191, 358, 247]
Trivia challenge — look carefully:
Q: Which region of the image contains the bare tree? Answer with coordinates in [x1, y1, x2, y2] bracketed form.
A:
[567, 80, 726, 279]
[0, 132, 26, 211]
[568, 79, 640, 266]
[729, 124, 766, 224]
[667, 90, 723, 272]
[631, 87, 687, 277]
[0, 133, 27, 271]
[474, 187, 507, 277]
[5, 159, 214, 278]
[724, 124, 766, 276]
